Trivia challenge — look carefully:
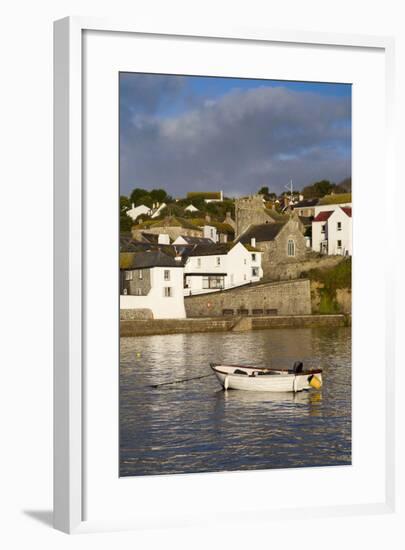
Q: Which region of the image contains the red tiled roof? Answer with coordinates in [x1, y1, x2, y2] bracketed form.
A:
[341, 207, 352, 217]
[313, 210, 334, 222]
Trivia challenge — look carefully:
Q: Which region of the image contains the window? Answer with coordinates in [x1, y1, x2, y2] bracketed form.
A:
[197, 258, 201, 268]
[337, 240, 342, 248]
[164, 269, 170, 281]
[136, 288, 142, 296]
[244, 274, 247, 280]
[202, 276, 224, 289]
[125, 271, 133, 281]
[252, 267, 259, 277]
[251, 253, 256, 262]
[321, 224, 326, 233]
[210, 229, 214, 238]
[244, 259, 247, 265]
[163, 287, 172, 297]
[287, 239, 295, 257]
[138, 270, 143, 280]
[337, 222, 342, 231]
[216, 257, 221, 266]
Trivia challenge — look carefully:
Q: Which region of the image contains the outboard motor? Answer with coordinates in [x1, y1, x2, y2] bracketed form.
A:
[292, 361, 303, 374]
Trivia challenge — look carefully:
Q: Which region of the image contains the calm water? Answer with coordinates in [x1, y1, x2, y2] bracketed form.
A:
[120, 327, 351, 476]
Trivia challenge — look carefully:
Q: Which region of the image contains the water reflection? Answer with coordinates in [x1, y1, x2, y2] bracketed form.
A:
[120, 327, 351, 476]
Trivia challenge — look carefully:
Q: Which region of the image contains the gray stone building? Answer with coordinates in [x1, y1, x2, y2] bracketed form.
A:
[235, 194, 286, 237]
[236, 217, 308, 279]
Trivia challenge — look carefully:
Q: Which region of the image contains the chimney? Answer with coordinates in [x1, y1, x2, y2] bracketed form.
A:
[251, 237, 256, 248]
[205, 214, 211, 223]
[132, 203, 135, 209]
[225, 211, 233, 222]
[175, 254, 182, 262]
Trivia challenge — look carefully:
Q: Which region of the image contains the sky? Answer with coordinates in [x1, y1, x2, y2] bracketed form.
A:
[120, 73, 351, 198]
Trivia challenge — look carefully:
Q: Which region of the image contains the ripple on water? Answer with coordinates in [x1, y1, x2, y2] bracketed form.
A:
[120, 327, 351, 476]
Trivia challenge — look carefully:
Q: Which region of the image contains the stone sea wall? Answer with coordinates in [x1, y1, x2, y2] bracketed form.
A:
[184, 279, 311, 318]
[120, 314, 348, 337]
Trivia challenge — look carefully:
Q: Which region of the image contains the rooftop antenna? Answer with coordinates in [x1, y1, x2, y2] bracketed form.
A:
[284, 179, 294, 204]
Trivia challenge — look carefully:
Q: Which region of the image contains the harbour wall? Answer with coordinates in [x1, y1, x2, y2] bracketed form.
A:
[184, 279, 311, 318]
[120, 314, 349, 337]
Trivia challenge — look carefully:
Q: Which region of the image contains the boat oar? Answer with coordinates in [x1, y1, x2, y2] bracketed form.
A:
[149, 373, 214, 388]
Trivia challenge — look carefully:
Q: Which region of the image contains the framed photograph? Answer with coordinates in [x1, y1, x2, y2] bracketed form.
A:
[54, 17, 396, 534]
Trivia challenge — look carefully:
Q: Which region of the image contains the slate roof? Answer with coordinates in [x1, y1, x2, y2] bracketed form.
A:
[120, 236, 176, 257]
[120, 250, 182, 270]
[313, 211, 334, 222]
[237, 222, 286, 244]
[298, 216, 313, 227]
[341, 207, 352, 217]
[292, 198, 320, 209]
[177, 236, 214, 245]
[140, 232, 160, 244]
[186, 243, 234, 257]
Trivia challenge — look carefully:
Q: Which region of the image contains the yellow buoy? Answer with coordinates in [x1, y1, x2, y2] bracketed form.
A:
[309, 375, 322, 389]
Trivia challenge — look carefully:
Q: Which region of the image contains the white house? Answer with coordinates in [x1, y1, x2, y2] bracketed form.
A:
[312, 206, 352, 256]
[183, 242, 263, 295]
[185, 204, 199, 213]
[126, 203, 151, 221]
[120, 250, 186, 319]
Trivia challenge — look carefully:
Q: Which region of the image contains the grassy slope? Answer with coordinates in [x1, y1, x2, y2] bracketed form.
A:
[306, 258, 352, 314]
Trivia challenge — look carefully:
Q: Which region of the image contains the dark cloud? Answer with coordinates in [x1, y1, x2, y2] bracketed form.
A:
[120, 83, 351, 196]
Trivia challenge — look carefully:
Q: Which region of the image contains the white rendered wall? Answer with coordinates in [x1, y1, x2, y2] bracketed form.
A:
[327, 209, 352, 256]
[120, 266, 186, 318]
[184, 243, 262, 293]
[312, 221, 327, 253]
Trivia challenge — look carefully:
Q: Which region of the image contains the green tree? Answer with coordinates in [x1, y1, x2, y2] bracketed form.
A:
[120, 212, 133, 232]
[258, 186, 269, 196]
[150, 188, 167, 203]
[302, 180, 334, 198]
[129, 187, 149, 206]
[120, 195, 131, 213]
[137, 194, 154, 208]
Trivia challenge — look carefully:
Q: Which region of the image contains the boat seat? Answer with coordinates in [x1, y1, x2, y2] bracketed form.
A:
[234, 369, 248, 376]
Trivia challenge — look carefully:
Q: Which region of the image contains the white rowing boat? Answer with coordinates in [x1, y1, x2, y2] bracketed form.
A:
[210, 362, 322, 393]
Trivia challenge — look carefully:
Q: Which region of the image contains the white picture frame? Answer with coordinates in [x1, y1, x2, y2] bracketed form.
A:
[54, 17, 396, 534]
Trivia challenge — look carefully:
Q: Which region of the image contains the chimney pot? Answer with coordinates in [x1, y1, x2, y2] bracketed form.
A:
[251, 237, 256, 248]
